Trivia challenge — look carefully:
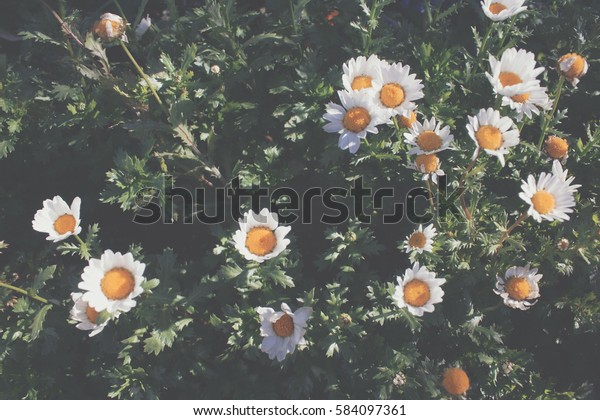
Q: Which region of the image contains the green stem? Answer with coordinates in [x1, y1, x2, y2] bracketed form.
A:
[498, 211, 529, 247]
[537, 76, 565, 150]
[364, 0, 379, 55]
[119, 39, 170, 117]
[425, 177, 436, 214]
[0, 280, 50, 305]
[478, 23, 494, 62]
[112, 0, 127, 19]
[497, 16, 516, 53]
[289, 0, 298, 35]
[74, 234, 85, 247]
[392, 116, 403, 142]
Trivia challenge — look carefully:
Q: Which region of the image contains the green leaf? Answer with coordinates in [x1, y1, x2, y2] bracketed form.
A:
[30, 265, 56, 295]
[31, 305, 52, 340]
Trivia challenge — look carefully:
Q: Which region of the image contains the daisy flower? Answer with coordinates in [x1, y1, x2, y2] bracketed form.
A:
[323, 89, 389, 154]
[558, 53, 589, 87]
[494, 264, 542, 310]
[519, 160, 580, 222]
[481, 0, 527, 21]
[409, 153, 445, 184]
[442, 367, 470, 396]
[233, 208, 291, 263]
[392, 262, 446, 317]
[376, 62, 424, 116]
[398, 110, 418, 129]
[404, 117, 454, 155]
[487, 48, 545, 96]
[342, 55, 384, 92]
[32, 196, 82, 242]
[544, 135, 569, 161]
[93, 13, 127, 43]
[466, 108, 520, 166]
[69, 292, 110, 337]
[79, 250, 146, 314]
[257, 303, 313, 362]
[403, 224, 437, 254]
[501, 83, 552, 121]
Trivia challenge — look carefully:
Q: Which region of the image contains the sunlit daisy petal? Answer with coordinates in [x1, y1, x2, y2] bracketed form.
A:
[232, 208, 290, 263]
[393, 262, 446, 317]
[466, 108, 520, 166]
[481, 0, 527, 22]
[69, 292, 112, 337]
[32, 196, 82, 242]
[342, 55, 384, 92]
[376, 62, 424, 116]
[403, 224, 437, 254]
[404, 117, 453, 155]
[494, 264, 542, 310]
[257, 303, 313, 362]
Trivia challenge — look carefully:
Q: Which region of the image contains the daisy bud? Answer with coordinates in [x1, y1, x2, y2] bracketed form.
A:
[441, 367, 470, 396]
[557, 238, 570, 251]
[210, 65, 221, 75]
[345, 231, 357, 242]
[339, 313, 352, 327]
[502, 361, 515, 375]
[557, 53, 589, 87]
[398, 110, 417, 129]
[392, 372, 406, 388]
[93, 13, 127, 43]
[544, 136, 569, 160]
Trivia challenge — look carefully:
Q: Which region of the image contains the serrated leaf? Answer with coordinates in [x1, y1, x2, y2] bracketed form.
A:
[31, 305, 52, 340]
[30, 265, 56, 295]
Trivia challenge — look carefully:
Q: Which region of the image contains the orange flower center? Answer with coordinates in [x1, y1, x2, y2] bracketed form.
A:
[53, 214, 76, 235]
[343, 107, 371, 133]
[559, 53, 587, 79]
[101, 268, 135, 300]
[499, 71, 523, 87]
[442, 368, 470, 395]
[403, 279, 430, 307]
[93, 18, 124, 41]
[408, 232, 427, 249]
[351, 76, 373, 91]
[489, 3, 508, 14]
[415, 153, 439, 173]
[86, 305, 99, 324]
[476, 125, 503, 150]
[245, 227, 277, 256]
[417, 131, 443, 152]
[504, 276, 531, 301]
[511, 93, 530, 103]
[531, 191, 556, 214]
[380, 83, 405, 108]
[545, 136, 568, 159]
[272, 313, 294, 337]
[399, 111, 417, 128]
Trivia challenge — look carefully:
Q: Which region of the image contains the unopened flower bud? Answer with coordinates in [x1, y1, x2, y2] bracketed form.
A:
[210, 65, 221, 75]
[93, 13, 127, 43]
[557, 238, 570, 251]
[502, 361, 514, 375]
[558, 53, 589, 87]
[339, 313, 352, 327]
[345, 231, 357, 242]
[392, 372, 406, 388]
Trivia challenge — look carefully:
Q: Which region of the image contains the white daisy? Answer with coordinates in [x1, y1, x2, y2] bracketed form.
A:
[481, 0, 527, 21]
[466, 108, 520, 166]
[487, 48, 545, 97]
[518, 161, 580, 223]
[257, 303, 313, 362]
[323, 89, 389, 154]
[403, 224, 437, 254]
[32, 196, 82, 242]
[404, 117, 454, 155]
[342, 54, 384, 92]
[494, 264, 542, 310]
[409, 153, 445, 184]
[500, 83, 552, 121]
[78, 250, 146, 314]
[392, 262, 446, 317]
[558, 53, 589, 87]
[376, 62, 424, 116]
[232, 208, 291, 263]
[69, 292, 110, 337]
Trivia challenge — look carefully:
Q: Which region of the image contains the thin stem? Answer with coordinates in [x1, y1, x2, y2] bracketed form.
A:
[38, 0, 84, 48]
[0, 280, 50, 304]
[497, 16, 516, 53]
[364, 0, 379, 55]
[537, 76, 565, 150]
[112, 0, 127, 19]
[119, 40, 170, 117]
[392, 116, 403, 142]
[289, 0, 298, 35]
[425, 177, 436, 213]
[478, 23, 494, 60]
[457, 150, 481, 221]
[74, 234, 85, 247]
[498, 211, 529, 247]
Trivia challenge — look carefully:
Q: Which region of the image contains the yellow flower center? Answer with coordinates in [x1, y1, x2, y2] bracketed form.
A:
[504, 276, 531, 301]
[417, 131, 443, 152]
[408, 231, 427, 249]
[489, 3, 507, 14]
[399, 111, 417, 128]
[531, 190, 556, 215]
[475, 125, 503, 150]
[53, 214, 76, 235]
[272, 313, 294, 337]
[511, 93, 530, 103]
[403, 279, 430, 307]
[86, 305, 99, 324]
[442, 368, 470, 395]
[380, 83, 405, 108]
[101, 268, 135, 300]
[499, 71, 523, 87]
[351, 75, 373, 91]
[343, 107, 371, 133]
[545, 136, 569, 159]
[415, 153, 439, 173]
[245, 227, 277, 256]
[559, 53, 587, 79]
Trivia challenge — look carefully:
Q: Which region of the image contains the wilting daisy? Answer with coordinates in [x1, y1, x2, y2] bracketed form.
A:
[494, 264, 542, 310]
[392, 262, 446, 317]
[32, 196, 82, 242]
[342, 55, 384, 92]
[409, 153, 445, 184]
[404, 117, 453, 155]
[466, 108, 520, 166]
[233, 208, 291, 263]
[323, 89, 389, 154]
[398, 110, 418, 129]
[557, 53, 589, 87]
[257, 303, 313, 362]
[376, 62, 424, 116]
[404, 224, 437, 254]
[519, 160, 580, 222]
[79, 250, 146, 314]
[544, 135, 569, 161]
[442, 367, 470, 396]
[481, 0, 527, 22]
[93, 13, 127, 43]
[70, 292, 110, 337]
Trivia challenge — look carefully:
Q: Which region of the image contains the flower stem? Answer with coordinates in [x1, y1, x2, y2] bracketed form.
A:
[498, 211, 529, 247]
[289, 0, 298, 35]
[0, 280, 50, 305]
[537, 76, 565, 150]
[364, 0, 379, 55]
[457, 150, 481, 221]
[74, 234, 85, 247]
[425, 177, 436, 213]
[392, 116, 403, 142]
